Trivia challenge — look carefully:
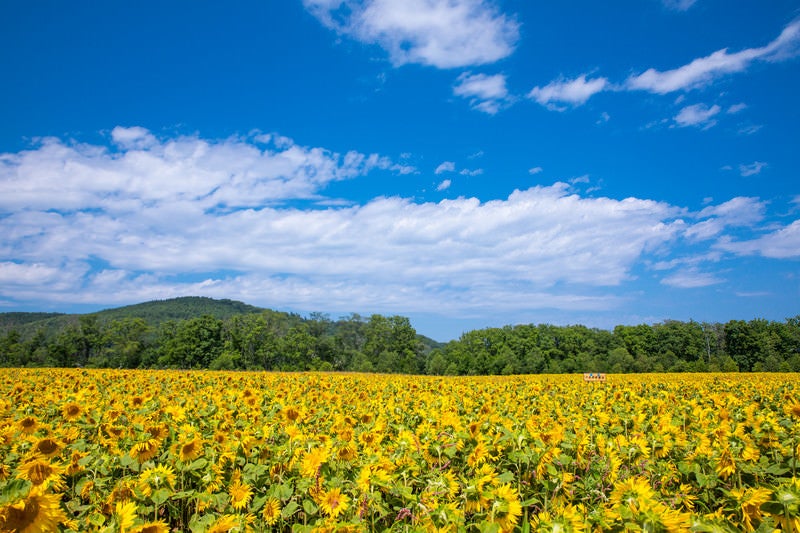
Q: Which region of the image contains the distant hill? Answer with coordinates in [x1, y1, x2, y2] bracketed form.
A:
[92, 296, 266, 324]
[0, 297, 267, 339]
[0, 297, 442, 349]
[0, 312, 65, 330]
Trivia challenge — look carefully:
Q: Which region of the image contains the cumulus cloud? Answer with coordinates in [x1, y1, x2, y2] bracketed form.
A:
[0, 129, 696, 315]
[453, 72, 511, 114]
[716, 220, 800, 259]
[302, 0, 520, 69]
[673, 103, 721, 128]
[627, 19, 800, 93]
[528, 74, 608, 110]
[684, 196, 766, 241]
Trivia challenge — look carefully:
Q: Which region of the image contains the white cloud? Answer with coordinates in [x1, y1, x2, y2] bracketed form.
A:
[661, 0, 697, 11]
[627, 19, 800, 93]
[673, 103, 721, 128]
[459, 168, 483, 176]
[303, 0, 520, 69]
[1, 130, 691, 315]
[436, 179, 452, 191]
[435, 161, 455, 174]
[528, 166, 543, 175]
[739, 161, 767, 177]
[661, 268, 723, 288]
[716, 220, 800, 259]
[453, 72, 511, 114]
[684, 196, 766, 241]
[528, 74, 608, 110]
[727, 103, 747, 114]
[738, 124, 763, 136]
[0, 128, 415, 214]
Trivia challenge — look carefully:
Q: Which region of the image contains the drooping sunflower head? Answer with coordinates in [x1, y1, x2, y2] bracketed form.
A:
[489, 483, 522, 533]
[130, 438, 161, 463]
[18, 416, 38, 435]
[176, 435, 203, 462]
[0, 488, 68, 533]
[17, 457, 65, 491]
[31, 437, 62, 459]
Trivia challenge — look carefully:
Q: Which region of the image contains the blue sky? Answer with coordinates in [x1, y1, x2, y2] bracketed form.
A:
[1, 1, 799, 341]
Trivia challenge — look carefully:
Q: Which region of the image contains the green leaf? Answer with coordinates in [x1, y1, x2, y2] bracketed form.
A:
[185, 458, 208, 471]
[303, 499, 318, 516]
[88, 513, 106, 526]
[282, 500, 300, 518]
[151, 488, 171, 506]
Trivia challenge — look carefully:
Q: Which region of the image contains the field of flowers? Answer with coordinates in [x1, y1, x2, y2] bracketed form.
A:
[2, 369, 800, 532]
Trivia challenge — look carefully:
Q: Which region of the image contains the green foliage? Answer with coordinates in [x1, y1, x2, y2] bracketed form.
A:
[0, 298, 798, 375]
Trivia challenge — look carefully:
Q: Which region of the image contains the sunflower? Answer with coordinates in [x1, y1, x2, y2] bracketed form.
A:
[0, 488, 68, 533]
[729, 487, 772, 532]
[262, 497, 281, 525]
[131, 521, 169, 533]
[228, 472, 253, 511]
[138, 464, 176, 498]
[18, 416, 38, 435]
[31, 437, 62, 459]
[301, 446, 329, 478]
[17, 457, 65, 490]
[61, 401, 83, 421]
[488, 483, 522, 533]
[320, 487, 350, 519]
[176, 435, 204, 462]
[130, 438, 161, 463]
[786, 399, 800, 419]
[207, 514, 241, 533]
[115, 501, 138, 533]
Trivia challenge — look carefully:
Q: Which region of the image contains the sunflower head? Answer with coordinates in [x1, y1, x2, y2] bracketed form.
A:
[0, 488, 68, 533]
[31, 437, 62, 459]
[320, 487, 350, 519]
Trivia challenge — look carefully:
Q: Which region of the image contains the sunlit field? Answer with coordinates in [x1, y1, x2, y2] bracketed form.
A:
[2, 369, 800, 532]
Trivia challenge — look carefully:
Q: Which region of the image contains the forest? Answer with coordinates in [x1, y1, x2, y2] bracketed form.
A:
[0, 297, 798, 374]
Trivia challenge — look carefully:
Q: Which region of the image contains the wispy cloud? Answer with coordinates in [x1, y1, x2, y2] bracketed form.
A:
[727, 103, 747, 114]
[436, 179, 452, 191]
[528, 166, 543, 175]
[661, 0, 698, 12]
[661, 268, 724, 288]
[453, 72, 511, 114]
[528, 74, 608, 110]
[303, 0, 520, 69]
[435, 161, 456, 174]
[627, 19, 800, 93]
[739, 161, 767, 177]
[673, 103, 721, 128]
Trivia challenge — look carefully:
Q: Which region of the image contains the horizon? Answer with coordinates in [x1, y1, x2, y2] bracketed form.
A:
[1, 1, 799, 342]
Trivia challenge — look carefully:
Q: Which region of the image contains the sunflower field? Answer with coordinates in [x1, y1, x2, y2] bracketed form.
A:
[2, 369, 800, 532]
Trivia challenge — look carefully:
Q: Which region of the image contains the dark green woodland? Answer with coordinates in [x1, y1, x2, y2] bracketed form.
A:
[1, 297, 798, 374]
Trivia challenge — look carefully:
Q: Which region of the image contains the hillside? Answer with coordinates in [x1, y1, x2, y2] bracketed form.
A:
[0, 297, 267, 338]
[92, 296, 266, 324]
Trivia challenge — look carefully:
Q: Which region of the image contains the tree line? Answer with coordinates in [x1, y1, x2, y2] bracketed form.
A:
[1, 307, 798, 374]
